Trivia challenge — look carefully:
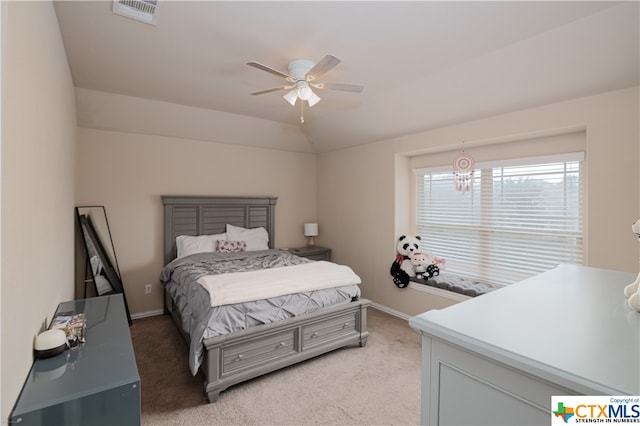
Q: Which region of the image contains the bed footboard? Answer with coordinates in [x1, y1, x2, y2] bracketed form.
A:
[201, 299, 370, 403]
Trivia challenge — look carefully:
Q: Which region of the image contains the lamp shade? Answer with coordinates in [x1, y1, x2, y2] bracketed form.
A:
[283, 89, 298, 106]
[297, 84, 313, 101]
[307, 91, 321, 107]
[304, 223, 318, 237]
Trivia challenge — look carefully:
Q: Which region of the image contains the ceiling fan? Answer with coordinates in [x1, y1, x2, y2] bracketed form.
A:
[246, 54, 364, 123]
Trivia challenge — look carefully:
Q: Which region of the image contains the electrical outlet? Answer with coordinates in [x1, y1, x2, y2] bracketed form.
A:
[145, 284, 152, 294]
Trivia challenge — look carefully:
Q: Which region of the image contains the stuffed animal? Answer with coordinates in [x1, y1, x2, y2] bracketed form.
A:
[410, 251, 444, 280]
[426, 264, 439, 278]
[390, 235, 422, 288]
[410, 252, 432, 279]
[433, 256, 446, 271]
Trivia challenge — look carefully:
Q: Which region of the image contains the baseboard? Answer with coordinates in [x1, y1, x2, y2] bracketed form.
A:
[131, 309, 164, 320]
[369, 302, 412, 321]
[369, 286, 468, 321]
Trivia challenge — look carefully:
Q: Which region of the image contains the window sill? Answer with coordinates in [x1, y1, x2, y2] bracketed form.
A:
[410, 273, 501, 299]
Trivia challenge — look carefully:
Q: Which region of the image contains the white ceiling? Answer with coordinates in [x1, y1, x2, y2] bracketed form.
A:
[54, 1, 639, 152]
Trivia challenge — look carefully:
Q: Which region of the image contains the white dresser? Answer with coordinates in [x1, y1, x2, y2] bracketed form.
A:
[409, 264, 640, 426]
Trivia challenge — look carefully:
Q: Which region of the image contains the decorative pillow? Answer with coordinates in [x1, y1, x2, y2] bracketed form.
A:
[226, 224, 269, 251]
[176, 233, 227, 258]
[216, 240, 246, 253]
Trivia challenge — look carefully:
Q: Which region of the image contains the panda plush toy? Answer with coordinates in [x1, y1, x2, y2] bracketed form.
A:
[390, 235, 422, 288]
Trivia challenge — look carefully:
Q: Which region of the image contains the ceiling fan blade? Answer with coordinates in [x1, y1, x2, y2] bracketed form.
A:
[246, 61, 293, 80]
[250, 86, 291, 95]
[306, 55, 341, 80]
[314, 81, 365, 93]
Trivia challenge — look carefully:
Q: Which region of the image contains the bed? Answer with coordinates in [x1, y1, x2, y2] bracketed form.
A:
[160, 195, 370, 403]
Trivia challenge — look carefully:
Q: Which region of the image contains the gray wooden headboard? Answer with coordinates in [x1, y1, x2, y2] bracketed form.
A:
[162, 196, 277, 265]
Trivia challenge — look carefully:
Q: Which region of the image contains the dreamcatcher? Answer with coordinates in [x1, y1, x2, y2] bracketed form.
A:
[453, 142, 474, 194]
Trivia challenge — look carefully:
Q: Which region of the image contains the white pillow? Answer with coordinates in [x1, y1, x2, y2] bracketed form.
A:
[226, 224, 269, 251]
[176, 233, 227, 258]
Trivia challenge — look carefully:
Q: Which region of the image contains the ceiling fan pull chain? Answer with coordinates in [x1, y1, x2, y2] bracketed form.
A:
[300, 100, 305, 124]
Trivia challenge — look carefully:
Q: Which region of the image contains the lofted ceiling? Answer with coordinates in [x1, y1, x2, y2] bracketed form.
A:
[54, 1, 639, 153]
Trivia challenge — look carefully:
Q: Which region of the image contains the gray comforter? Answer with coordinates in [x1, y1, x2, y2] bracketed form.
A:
[160, 249, 361, 375]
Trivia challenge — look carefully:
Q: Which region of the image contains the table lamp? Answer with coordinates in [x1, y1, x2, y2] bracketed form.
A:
[304, 223, 318, 248]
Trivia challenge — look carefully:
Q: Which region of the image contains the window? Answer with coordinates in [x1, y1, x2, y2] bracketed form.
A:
[414, 153, 584, 285]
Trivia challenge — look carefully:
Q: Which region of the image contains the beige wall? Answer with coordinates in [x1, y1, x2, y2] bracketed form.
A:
[318, 87, 639, 317]
[1, 1, 76, 420]
[0, 2, 636, 420]
[75, 128, 317, 316]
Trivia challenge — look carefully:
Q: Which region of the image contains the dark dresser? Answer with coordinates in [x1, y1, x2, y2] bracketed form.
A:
[10, 294, 140, 425]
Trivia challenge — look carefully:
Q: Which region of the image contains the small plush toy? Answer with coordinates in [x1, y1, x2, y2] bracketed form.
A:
[410, 252, 432, 279]
[409, 250, 437, 279]
[410, 251, 444, 280]
[433, 256, 446, 271]
[390, 235, 422, 288]
[426, 264, 439, 278]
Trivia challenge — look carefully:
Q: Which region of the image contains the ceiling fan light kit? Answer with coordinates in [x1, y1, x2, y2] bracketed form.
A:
[306, 91, 321, 107]
[283, 89, 298, 106]
[297, 84, 313, 101]
[247, 54, 364, 123]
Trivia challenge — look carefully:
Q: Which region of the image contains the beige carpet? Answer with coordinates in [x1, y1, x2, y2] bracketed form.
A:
[130, 308, 422, 425]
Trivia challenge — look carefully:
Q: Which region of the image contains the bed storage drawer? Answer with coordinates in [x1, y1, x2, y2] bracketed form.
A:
[221, 329, 297, 374]
[202, 299, 369, 402]
[302, 311, 358, 349]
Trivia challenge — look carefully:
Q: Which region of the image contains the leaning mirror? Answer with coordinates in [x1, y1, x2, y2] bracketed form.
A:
[76, 206, 131, 324]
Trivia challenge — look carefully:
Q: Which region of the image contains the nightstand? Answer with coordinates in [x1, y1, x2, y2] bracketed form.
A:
[289, 246, 332, 261]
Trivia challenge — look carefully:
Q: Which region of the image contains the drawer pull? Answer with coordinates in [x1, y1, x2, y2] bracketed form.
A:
[343, 322, 351, 328]
[311, 332, 319, 338]
[236, 354, 244, 361]
[278, 342, 286, 348]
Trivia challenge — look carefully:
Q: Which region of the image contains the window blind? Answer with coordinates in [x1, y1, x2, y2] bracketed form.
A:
[414, 152, 584, 285]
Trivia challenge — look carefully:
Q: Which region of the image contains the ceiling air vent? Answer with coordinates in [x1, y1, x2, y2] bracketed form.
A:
[112, 0, 160, 25]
